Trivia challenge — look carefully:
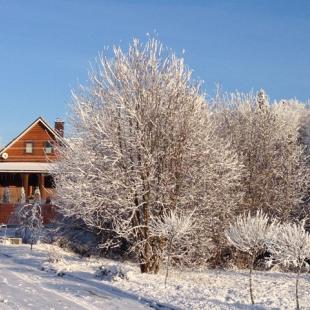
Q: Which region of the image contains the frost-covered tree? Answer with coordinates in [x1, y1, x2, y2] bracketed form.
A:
[214, 90, 310, 221]
[149, 210, 194, 286]
[16, 188, 43, 250]
[296, 103, 310, 218]
[225, 211, 276, 305]
[267, 221, 310, 310]
[53, 38, 242, 272]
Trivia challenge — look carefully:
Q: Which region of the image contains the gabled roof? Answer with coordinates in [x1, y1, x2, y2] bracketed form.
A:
[0, 116, 66, 155]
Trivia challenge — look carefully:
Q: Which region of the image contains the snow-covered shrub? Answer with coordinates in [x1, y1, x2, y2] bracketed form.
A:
[47, 247, 63, 264]
[18, 188, 43, 250]
[52, 217, 106, 257]
[0, 296, 8, 304]
[225, 210, 275, 256]
[15, 199, 43, 250]
[95, 265, 130, 281]
[40, 245, 66, 276]
[149, 210, 194, 286]
[41, 262, 65, 277]
[225, 210, 276, 304]
[267, 221, 310, 310]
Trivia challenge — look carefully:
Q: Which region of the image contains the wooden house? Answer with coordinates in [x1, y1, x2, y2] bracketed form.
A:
[0, 117, 65, 223]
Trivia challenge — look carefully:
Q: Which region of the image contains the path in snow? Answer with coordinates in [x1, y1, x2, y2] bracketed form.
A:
[0, 252, 149, 310]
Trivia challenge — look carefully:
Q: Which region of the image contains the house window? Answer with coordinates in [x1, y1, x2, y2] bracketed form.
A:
[44, 141, 53, 154]
[25, 142, 33, 154]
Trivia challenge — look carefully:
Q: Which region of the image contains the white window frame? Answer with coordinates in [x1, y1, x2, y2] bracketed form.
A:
[25, 142, 34, 154]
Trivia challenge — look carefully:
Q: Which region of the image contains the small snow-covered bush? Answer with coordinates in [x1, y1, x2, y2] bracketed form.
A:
[47, 248, 63, 264]
[40, 245, 66, 276]
[267, 221, 310, 310]
[15, 201, 43, 250]
[225, 210, 275, 256]
[41, 248, 65, 276]
[149, 210, 194, 241]
[41, 262, 65, 277]
[149, 210, 194, 286]
[95, 265, 130, 282]
[225, 210, 277, 304]
[267, 221, 310, 269]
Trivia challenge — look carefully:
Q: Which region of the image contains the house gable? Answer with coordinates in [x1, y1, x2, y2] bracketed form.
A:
[0, 117, 64, 163]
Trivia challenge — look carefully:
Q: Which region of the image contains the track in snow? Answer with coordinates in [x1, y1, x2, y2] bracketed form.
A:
[0, 252, 149, 310]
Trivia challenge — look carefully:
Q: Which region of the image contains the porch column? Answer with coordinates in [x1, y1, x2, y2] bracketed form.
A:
[39, 174, 45, 202]
[22, 174, 29, 198]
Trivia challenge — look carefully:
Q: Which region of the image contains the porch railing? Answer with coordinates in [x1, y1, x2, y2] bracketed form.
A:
[0, 203, 58, 225]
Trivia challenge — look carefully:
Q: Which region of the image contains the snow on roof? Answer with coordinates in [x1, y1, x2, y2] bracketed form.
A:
[0, 162, 55, 173]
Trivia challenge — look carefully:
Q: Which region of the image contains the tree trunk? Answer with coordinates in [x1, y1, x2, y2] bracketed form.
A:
[296, 264, 301, 310]
[139, 237, 162, 274]
[164, 238, 173, 287]
[249, 255, 255, 304]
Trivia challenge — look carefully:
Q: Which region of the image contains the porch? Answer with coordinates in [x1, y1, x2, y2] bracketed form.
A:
[0, 162, 57, 224]
[0, 162, 55, 204]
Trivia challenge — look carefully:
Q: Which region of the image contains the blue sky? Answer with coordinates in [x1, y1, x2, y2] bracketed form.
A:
[0, 0, 309, 144]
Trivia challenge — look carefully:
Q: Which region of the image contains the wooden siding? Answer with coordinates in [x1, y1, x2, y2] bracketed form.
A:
[0, 122, 58, 163]
[0, 204, 58, 225]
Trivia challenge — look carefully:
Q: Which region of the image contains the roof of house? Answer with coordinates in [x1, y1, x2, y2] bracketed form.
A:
[0, 162, 56, 173]
[0, 116, 66, 156]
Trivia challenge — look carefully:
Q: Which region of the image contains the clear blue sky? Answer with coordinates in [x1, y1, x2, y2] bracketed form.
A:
[0, 0, 309, 144]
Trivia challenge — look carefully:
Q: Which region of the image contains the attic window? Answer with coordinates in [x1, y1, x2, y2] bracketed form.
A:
[25, 142, 33, 154]
[44, 141, 53, 154]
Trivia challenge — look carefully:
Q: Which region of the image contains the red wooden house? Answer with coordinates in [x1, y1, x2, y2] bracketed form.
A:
[0, 117, 65, 224]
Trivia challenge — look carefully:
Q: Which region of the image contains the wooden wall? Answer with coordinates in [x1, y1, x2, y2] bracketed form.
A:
[0, 204, 57, 225]
[1, 122, 58, 162]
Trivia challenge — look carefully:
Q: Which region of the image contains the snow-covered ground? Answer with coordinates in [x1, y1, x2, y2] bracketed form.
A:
[0, 244, 155, 309]
[0, 243, 310, 309]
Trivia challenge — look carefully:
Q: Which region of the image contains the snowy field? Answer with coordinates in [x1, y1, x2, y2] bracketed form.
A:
[0, 243, 310, 310]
